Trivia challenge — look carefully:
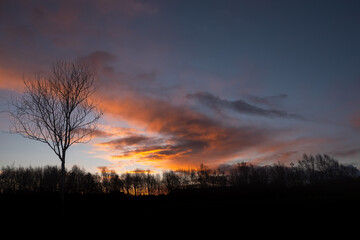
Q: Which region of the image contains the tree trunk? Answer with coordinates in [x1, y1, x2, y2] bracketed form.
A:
[60, 157, 66, 215]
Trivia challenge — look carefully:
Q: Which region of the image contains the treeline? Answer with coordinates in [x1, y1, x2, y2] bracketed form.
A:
[1, 154, 359, 195]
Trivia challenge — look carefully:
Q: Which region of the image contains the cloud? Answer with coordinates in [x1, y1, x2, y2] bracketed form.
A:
[99, 135, 153, 148]
[251, 150, 299, 166]
[80, 51, 117, 68]
[112, 145, 190, 162]
[187, 91, 301, 119]
[79, 51, 118, 79]
[94, 0, 158, 18]
[90, 129, 114, 138]
[350, 111, 360, 128]
[78, 50, 162, 98]
[99, 93, 274, 169]
[0, 0, 161, 92]
[0, 0, 158, 50]
[0, 67, 25, 90]
[331, 147, 360, 158]
[3, 24, 36, 44]
[247, 94, 288, 107]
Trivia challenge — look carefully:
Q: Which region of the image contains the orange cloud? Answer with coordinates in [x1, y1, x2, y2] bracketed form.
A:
[97, 92, 273, 170]
[92, 89, 341, 172]
[99, 135, 152, 147]
[0, 67, 26, 90]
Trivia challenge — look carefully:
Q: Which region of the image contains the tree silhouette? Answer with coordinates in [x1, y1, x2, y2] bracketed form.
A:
[122, 173, 133, 195]
[10, 59, 103, 211]
[163, 171, 181, 192]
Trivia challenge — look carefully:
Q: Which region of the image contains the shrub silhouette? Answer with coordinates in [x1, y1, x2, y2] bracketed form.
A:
[1, 154, 359, 196]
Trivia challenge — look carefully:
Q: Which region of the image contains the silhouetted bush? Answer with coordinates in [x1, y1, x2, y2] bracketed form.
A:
[1, 154, 359, 196]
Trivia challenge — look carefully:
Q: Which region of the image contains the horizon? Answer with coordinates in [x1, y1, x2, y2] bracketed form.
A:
[1, 0, 360, 174]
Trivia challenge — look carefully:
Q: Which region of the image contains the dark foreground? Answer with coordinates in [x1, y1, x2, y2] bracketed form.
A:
[2, 183, 360, 227]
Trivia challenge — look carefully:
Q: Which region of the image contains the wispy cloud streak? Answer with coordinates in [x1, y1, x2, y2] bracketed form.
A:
[187, 92, 301, 119]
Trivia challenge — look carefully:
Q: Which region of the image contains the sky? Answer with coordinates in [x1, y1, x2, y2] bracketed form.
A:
[0, 0, 360, 173]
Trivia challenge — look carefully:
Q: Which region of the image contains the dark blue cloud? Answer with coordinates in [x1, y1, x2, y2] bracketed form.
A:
[187, 92, 301, 119]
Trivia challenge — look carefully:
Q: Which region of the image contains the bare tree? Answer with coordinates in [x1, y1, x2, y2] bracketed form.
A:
[10, 59, 103, 210]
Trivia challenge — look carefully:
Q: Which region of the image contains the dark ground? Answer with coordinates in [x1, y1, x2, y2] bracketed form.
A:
[2, 184, 360, 220]
[1, 184, 360, 233]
